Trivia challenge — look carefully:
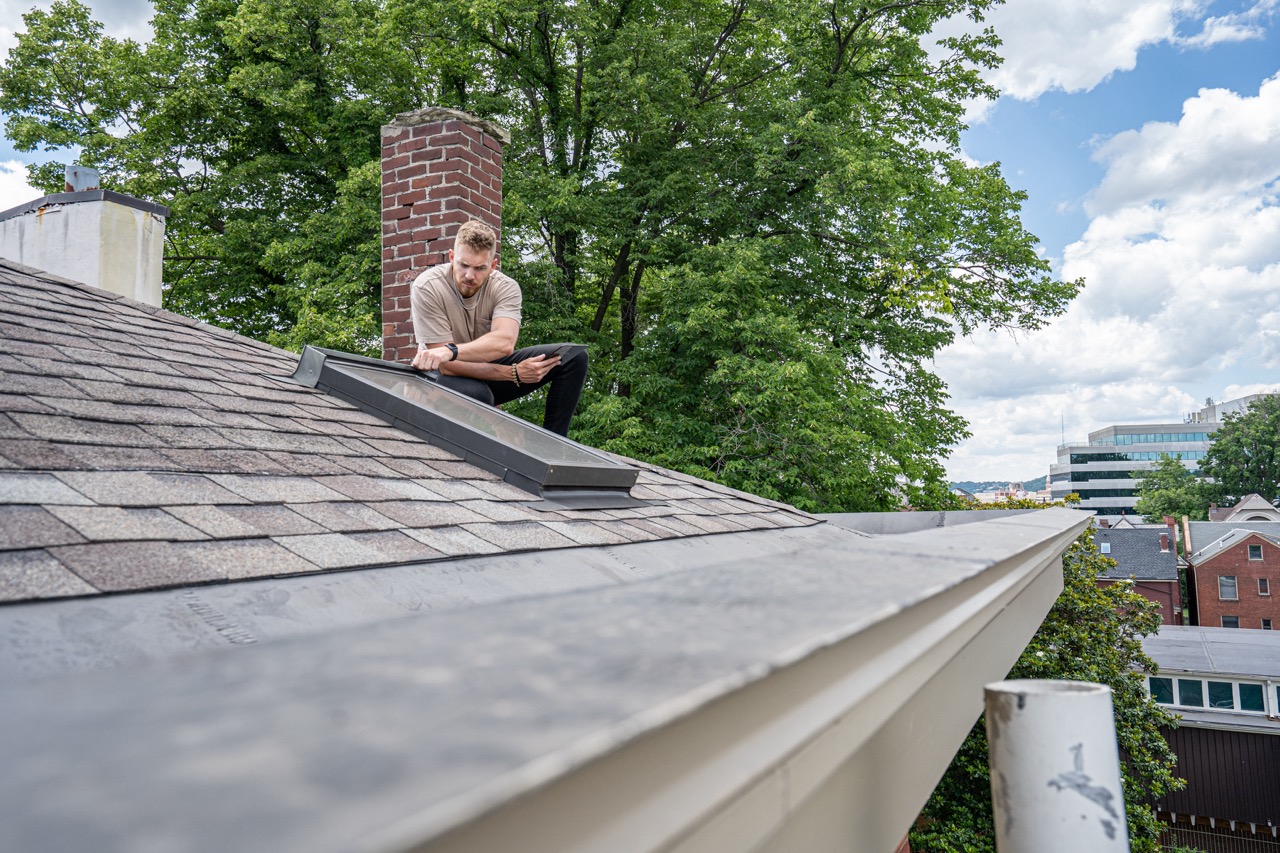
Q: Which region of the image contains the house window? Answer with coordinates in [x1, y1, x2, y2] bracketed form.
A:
[1240, 683, 1266, 712]
[1099, 542, 1111, 554]
[1222, 615, 1240, 629]
[1208, 681, 1235, 709]
[1149, 677, 1174, 704]
[1260, 577, 1270, 596]
[1264, 618, 1273, 630]
[1177, 679, 1204, 707]
[1248, 544, 1263, 560]
[1219, 576, 1238, 600]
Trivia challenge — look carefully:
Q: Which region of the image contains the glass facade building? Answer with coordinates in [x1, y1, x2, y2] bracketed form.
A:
[1049, 395, 1273, 517]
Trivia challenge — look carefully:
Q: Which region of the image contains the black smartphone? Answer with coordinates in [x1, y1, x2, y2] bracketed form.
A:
[550, 343, 584, 360]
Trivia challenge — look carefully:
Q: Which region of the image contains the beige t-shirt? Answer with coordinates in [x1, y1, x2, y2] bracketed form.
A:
[410, 263, 522, 346]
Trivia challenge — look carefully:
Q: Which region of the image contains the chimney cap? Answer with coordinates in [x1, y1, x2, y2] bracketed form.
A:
[387, 107, 511, 146]
[65, 165, 100, 192]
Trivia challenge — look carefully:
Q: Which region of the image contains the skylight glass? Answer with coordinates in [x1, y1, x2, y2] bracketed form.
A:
[289, 347, 639, 497]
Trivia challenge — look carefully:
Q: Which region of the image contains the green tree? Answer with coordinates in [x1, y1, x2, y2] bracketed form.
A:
[1134, 452, 1209, 525]
[1201, 395, 1280, 504]
[1, 0, 1083, 512]
[912, 504, 1181, 853]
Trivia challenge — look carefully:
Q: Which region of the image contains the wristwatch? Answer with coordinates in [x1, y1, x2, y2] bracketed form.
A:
[445, 343, 459, 361]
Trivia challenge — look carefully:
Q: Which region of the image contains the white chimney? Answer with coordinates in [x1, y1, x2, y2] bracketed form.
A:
[0, 167, 167, 307]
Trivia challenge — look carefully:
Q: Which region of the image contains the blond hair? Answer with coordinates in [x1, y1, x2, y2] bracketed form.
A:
[455, 219, 497, 254]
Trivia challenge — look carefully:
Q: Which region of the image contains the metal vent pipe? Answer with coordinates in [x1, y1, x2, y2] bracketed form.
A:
[986, 680, 1129, 853]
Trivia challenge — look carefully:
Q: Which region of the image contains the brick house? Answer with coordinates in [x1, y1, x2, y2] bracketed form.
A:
[1186, 529, 1280, 630]
[1094, 526, 1183, 625]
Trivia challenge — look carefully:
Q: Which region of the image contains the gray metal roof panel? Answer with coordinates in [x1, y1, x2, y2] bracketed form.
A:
[1142, 625, 1280, 679]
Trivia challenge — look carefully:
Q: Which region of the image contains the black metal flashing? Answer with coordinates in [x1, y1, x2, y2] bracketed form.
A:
[289, 346, 639, 496]
[0, 190, 170, 223]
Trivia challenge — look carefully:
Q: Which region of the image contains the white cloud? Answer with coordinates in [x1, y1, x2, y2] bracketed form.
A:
[1179, 0, 1279, 47]
[941, 71, 1280, 480]
[0, 160, 40, 212]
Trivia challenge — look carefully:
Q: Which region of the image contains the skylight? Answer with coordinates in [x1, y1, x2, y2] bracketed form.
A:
[289, 347, 639, 499]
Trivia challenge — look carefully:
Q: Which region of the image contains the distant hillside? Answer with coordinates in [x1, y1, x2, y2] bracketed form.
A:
[951, 475, 1047, 494]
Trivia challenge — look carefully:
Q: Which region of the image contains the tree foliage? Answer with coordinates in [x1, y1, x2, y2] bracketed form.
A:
[1, 0, 1082, 511]
[912, 503, 1182, 853]
[1201, 395, 1280, 504]
[1134, 452, 1209, 525]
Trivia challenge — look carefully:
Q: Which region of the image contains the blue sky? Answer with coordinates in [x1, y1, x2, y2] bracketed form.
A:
[3, 0, 1279, 484]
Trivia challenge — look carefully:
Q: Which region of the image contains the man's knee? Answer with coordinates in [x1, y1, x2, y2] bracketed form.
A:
[438, 375, 495, 406]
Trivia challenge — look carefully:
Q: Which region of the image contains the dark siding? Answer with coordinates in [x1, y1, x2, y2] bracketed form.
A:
[1154, 726, 1280, 824]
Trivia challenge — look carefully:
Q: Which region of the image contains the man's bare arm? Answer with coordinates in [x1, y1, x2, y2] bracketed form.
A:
[412, 317, 519, 371]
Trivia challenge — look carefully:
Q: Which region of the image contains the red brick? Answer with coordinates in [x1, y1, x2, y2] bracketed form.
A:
[396, 134, 429, 152]
[410, 121, 447, 139]
[1192, 535, 1280, 629]
[384, 257, 413, 273]
[458, 123, 481, 143]
[385, 206, 411, 221]
[482, 133, 504, 153]
[452, 146, 481, 169]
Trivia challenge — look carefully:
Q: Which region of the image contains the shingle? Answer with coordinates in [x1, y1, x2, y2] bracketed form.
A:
[189, 539, 319, 581]
[0, 550, 98, 601]
[377, 457, 462, 478]
[32, 398, 219, 426]
[157, 448, 295, 475]
[137, 424, 238, 449]
[0, 506, 87, 549]
[0, 371, 81, 398]
[0, 392, 56, 414]
[618, 518, 682, 540]
[371, 501, 489, 528]
[214, 428, 356, 455]
[312, 475, 440, 503]
[670, 513, 744, 534]
[259, 452, 355, 477]
[402, 526, 504, 556]
[468, 479, 533, 501]
[346, 530, 446, 562]
[538, 521, 634, 546]
[280, 502, 401, 533]
[165, 505, 270, 538]
[213, 505, 328, 536]
[423, 460, 498, 479]
[272, 533, 390, 569]
[49, 541, 226, 591]
[607, 521, 664, 542]
[58, 444, 182, 472]
[0, 413, 31, 439]
[46, 506, 208, 542]
[457, 499, 540, 523]
[462, 522, 578, 551]
[636, 515, 710, 536]
[424, 480, 492, 501]
[9, 412, 153, 445]
[16, 356, 122, 382]
[0, 472, 94, 505]
[62, 378, 207, 408]
[206, 474, 349, 504]
[54, 471, 250, 506]
[360, 438, 460, 461]
[0, 440, 82, 470]
[192, 392, 312, 418]
[319, 455, 408, 478]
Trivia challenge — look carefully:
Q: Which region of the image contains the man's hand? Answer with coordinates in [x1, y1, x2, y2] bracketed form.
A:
[514, 354, 560, 384]
[413, 344, 454, 372]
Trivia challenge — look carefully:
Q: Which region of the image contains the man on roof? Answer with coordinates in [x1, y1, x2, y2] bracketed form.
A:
[409, 219, 587, 436]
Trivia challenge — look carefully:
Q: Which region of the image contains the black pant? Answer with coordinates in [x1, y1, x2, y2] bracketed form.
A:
[435, 343, 587, 436]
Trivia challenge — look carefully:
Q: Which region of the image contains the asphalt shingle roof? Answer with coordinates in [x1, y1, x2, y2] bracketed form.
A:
[0, 260, 818, 602]
[1094, 527, 1179, 580]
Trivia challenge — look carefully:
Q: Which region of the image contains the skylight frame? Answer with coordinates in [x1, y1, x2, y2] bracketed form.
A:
[290, 347, 639, 496]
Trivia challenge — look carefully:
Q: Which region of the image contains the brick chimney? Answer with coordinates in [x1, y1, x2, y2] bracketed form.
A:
[1159, 532, 1170, 552]
[380, 108, 510, 363]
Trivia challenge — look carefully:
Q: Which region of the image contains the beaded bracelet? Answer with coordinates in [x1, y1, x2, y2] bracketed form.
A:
[512, 363, 521, 386]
